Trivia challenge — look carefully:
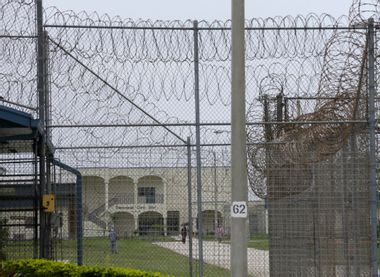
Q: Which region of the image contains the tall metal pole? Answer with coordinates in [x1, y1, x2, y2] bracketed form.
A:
[33, 141, 39, 259]
[36, 0, 48, 259]
[214, 151, 218, 235]
[231, 0, 248, 276]
[187, 137, 194, 277]
[367, 18, 378, 277]
[43, 29, 52, 198]
[44, 30, 51, 144]
[193, 20, 204, 277]
[43, 30, 53, 259]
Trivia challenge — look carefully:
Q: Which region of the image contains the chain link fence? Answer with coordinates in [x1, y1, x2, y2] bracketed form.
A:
[1, 0, 380, 276]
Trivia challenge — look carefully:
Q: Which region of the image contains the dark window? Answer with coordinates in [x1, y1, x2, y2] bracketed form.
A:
[167, 211, 180, 235]
[138, 187, 156, 203]
[25, 217, 34, 229]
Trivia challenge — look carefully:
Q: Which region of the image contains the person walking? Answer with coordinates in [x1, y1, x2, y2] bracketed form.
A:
[180, 225, 187, 244]
[109, 228, 118, 254]
[216, 226, 224, 243]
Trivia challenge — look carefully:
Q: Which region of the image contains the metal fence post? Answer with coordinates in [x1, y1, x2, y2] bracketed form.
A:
[367, 17, 378, 277]
[187, 137, 194, 277]
[213, 151, 217, 238]
[36, 0, 49, 259]
[231, 0, 248, 276]
[52, 159, 83, 265]
[33, 141, 39, 259]
[193, 20, 204, 277]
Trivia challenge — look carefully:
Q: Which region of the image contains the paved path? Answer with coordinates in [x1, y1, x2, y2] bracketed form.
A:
[154, 239, 379, 277]
[153, 238, 269, 277]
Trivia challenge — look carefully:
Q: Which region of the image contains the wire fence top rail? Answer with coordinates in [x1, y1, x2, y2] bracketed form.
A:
[1, 0, 380, 276]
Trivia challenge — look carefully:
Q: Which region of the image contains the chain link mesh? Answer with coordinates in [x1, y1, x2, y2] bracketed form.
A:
[1, 0, 380, 276]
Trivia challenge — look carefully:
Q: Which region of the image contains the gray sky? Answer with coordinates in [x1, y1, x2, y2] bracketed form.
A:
[44, 0, 354, 21]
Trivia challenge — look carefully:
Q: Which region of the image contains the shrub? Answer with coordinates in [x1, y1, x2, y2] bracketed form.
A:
[0, 259, 174, 277]
[0, 218, 8, 261]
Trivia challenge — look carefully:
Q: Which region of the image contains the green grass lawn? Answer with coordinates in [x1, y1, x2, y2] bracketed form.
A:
[5, 237, 232, 277]
[248, 234, 269, 251]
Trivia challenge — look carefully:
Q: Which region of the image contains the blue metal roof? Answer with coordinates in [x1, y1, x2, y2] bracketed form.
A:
[0, 105, 41, 141]
[0, 105, 39, 128]
[0, 105, 55, 154]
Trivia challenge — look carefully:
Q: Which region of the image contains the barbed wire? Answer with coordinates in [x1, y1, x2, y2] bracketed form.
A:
[349, 0, 380, 23]
[0, 0, 35, 37]
[0, 1, 358, 112]
[0, 0, 379, 194]
[246, 2, 372, 199]
[42, 9, 353, 111]
[40, 3, 352, 153]
[0, 1, 369, 113]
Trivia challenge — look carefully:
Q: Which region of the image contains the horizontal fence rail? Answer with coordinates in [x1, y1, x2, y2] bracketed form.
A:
[0, 0, 379, 276]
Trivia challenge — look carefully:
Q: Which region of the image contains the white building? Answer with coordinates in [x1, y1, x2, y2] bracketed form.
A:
[70, 167, 267, 239]
[3, 166, 267, 240]
[78, 166, 231, 238]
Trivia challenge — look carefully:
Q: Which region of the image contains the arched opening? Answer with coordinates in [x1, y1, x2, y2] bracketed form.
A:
[111, 212, 134, 239]
[138, 211, 164, 236]
[198, 210, 223, 235]
[83, 176, 105, 214]
[109, 176, 134, 206]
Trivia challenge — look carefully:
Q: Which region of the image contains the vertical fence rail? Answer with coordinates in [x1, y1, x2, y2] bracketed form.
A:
[36, 0, 49, 259]
[52, 159, 83, 265]
[367, 18, 378, 277]
[33, 142, 39, 259]
[193, 20, 204, 277]
[187, 137, 194, 277]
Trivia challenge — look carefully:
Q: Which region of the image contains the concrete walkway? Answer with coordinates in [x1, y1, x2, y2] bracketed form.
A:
[153, 238, 269, 277]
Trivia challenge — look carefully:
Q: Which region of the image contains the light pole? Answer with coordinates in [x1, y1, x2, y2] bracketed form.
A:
[231, 0, 248, 276]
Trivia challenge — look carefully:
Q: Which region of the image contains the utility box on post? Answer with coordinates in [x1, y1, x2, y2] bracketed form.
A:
[42, 194, 55, 213]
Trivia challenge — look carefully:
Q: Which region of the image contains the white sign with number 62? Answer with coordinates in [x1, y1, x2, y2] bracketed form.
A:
[231, 201, 247, 218]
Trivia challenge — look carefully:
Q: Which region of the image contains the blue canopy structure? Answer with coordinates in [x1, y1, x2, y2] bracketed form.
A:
[0, 105, 54, 154]
[0, 105, 41, 141]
